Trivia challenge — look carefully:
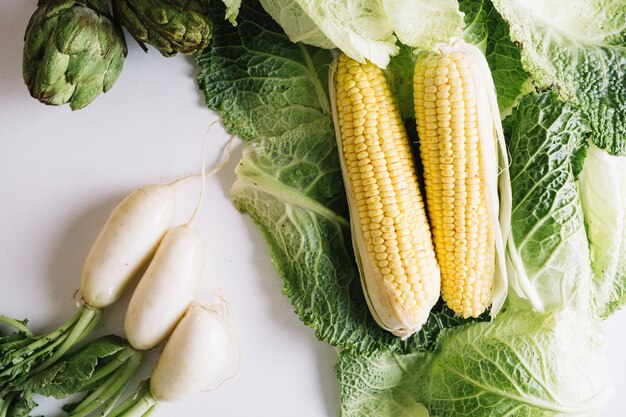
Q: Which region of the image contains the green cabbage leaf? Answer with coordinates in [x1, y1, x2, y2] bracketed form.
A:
[338, 309, 613, 417]
[221, 0, 241, 24]
[580, 144, 626, 318]
[196, 2, 623, 416]
[504, 92, 592, 313]
[197, 0, 479, 354]
[491, 0, 626, 155]
[257, 0, 464, 67]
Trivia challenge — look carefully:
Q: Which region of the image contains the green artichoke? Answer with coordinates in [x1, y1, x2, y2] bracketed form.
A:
[114, 0, 212, 57]
[23, 0, 127, 110]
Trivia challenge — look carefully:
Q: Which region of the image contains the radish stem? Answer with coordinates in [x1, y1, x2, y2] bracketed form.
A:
[0, 392, 15, 417]
[67, 349, 142, 417]
[106, 384, 157, 417]
[0, 317, 33, 337]
[35, 307, 101, 372]
[166, 118, 225, 189]
[0, 306, 102, 394]
[81, 346, 138, 390]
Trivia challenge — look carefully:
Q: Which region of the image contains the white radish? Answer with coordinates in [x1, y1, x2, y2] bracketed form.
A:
[80, 184, 176, 309]
[124, 224, 205, 350]
[124, 133, 234, 350]
[80, 124, 233, 310]
[150, 303, 232, 402]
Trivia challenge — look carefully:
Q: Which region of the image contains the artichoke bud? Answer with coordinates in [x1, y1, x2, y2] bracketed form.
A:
[23, 0, 127, 110]
[113, 0, 213, 57]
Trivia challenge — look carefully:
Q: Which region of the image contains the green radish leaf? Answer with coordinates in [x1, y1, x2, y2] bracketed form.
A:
[22, 336, 128, 398]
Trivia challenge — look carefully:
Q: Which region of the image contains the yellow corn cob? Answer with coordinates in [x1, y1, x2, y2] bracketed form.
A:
[413, 40, 509, 318]
[330, 53, 441, 339]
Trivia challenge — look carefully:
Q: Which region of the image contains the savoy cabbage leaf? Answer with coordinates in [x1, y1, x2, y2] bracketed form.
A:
[504, 92, 592, 313]
[197, 1, 333, 144]
[221, 0, 241, 25]
[383, 0, 464, 52]
[423, 309, 612, 417]
[338, 309, 613, 417]
[491, 0, 626, 155]
[259, 0, 397, 67]
[580, 145, 626, 318]
[257, 0, 464, 68]
[197, 0, 480, 353]
[337, 350, 429, 417]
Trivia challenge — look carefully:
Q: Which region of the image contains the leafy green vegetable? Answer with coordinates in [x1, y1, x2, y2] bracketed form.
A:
[491, 0, 626, 155]
[23, 336, 134, 399]
[504, 92, 592, 313]
[198, 0, 482, 353]
[221, 0, 241, 25]
[0, 327, 140, 417]
[0, 391, 37, 417]
[1, 335, 142, 417]
[0, 319, 144, 417]
[337, 351, 429, 417]
[424, 309, 612, 417]
[383, 0, 464, 52]
[258, 0, 398, 67]
[197, 1, 333, 146]
[0, 307, 101, 395]
[257, 0, 463, 68]
[0, 318, 32, 342]
[338, 309, 613, 417]
[60, 342, 142, 417]
[258, 0, 335, 49]
[580, 144, 626, 318]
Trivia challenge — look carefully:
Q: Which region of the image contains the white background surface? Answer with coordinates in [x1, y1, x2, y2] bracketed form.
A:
[0, 1, 624, 416]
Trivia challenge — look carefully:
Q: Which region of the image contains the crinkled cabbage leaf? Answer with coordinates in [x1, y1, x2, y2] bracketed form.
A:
[197, 0, 480, 354]
[504, 92, 592, 313]
[258, 0, 464, 68]
[580, 145, 626, 318]
[491, 0, 626, 155]
[338, 309, 613, 417]
[338, 350, 430, 417]
[221, 0, 241, 25]
[196, 2, 623, 416]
